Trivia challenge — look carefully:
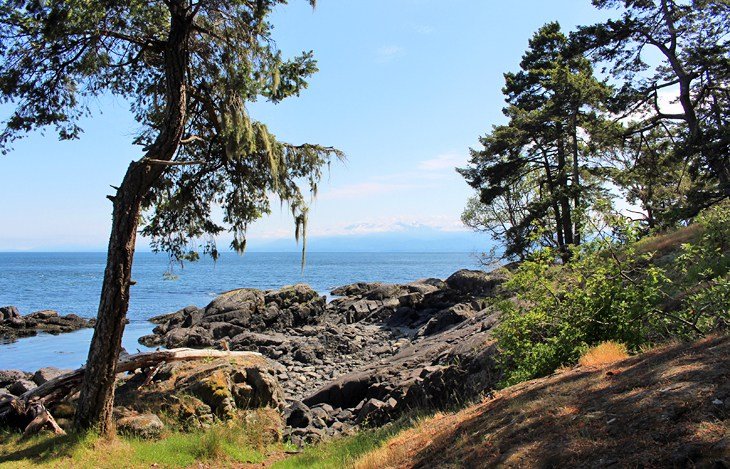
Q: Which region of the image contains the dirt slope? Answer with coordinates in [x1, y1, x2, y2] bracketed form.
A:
[356, 335, 729, 468]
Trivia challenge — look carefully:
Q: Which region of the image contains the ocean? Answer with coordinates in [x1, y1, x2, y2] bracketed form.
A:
[0, 252, 479, 370]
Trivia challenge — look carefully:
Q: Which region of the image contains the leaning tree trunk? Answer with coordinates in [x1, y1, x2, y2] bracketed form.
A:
[74, 4, 191, 435]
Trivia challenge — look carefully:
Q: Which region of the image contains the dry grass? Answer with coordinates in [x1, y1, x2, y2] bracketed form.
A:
[352, 417, 435, 469]
[578, 341, 629, 367]
[344, 335, 730, 469]
[634, 224, 701, 254]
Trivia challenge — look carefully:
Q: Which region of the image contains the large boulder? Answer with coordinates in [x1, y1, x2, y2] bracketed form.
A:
[139, 285, 328, 349]
[201, 288, 265, 325]
[445, 269, 506, 297]
[114, 354, 285, 428]
[163, 326, 214, 349]
[117, 413, 165, 439]
[422, 303, 476, 335]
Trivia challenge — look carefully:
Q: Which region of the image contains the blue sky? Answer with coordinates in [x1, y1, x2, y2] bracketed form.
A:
[0, 1, 610, 252]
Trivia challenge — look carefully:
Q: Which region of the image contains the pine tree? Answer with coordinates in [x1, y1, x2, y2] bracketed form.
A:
[572, 0, 730, 216]
[460, 22, 613, 261]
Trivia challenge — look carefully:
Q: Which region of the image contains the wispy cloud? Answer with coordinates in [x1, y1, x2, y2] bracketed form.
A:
[307, 216, 469, 237]
[376, 45, 405, 63]
[409, 23, 434, 35]
[318, 181, 420, 201]
[417, 152, 468, 171]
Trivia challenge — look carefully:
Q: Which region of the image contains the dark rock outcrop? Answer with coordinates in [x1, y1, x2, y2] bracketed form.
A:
[0, 307, 91, 343]
[0, 268, 509, 443]
[113, 354, 285, 429]
[135, 268, 509, 443]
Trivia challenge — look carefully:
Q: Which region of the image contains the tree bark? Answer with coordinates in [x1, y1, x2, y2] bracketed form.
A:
[556, 134, 574, 262]
[541, 151, 565, 253]
[73, 2, 192, 435]
[570, 112, 581, 246]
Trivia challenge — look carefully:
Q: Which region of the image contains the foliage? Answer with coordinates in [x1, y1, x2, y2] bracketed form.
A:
[573, 0, 730, 215]
[605, 127, 692, 229]
[461, 174, 550, 262]
[459, 22, 615, 261]
[494, 202, 730, 386]
[0, 0, 341, 264]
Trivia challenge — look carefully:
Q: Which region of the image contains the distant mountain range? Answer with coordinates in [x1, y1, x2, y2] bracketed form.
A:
[1, 224, 491, 253]
[245, 225, 489, 252]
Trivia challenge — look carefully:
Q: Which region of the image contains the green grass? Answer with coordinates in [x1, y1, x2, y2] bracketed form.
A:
[273, 416, 423, 469]
[0, 409, 283, 468]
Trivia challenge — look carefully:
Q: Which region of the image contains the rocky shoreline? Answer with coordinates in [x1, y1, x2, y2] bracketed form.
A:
[0, 306, 92, 343]
[0, 268, 510, 444]
[136, 268, 508, 443]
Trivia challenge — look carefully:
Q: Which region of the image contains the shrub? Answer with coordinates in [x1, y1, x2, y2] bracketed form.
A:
[494, 202, 729, 387]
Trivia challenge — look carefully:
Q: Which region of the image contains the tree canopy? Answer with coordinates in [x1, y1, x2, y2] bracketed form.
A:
[0, 0, 341, 258]
[0, 0, 340, 433]
[460, 22, 613, 261]
[462, 1, 729, 261]
[573, 0, 730, 215]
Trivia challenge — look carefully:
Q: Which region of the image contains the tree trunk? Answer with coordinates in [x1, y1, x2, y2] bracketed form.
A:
[542, 152, 565, 253]
[570, 112, 581, 246]
[72, 163, 148, 434]
[556, 134, 574, 262]
[74, 3, 191, 435]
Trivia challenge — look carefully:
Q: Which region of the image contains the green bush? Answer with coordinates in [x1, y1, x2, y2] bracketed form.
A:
[494, 202, 730, 387]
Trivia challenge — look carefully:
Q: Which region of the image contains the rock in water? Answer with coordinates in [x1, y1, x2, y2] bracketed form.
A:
[0, 307, 92, 343]
[0, 306, 20, 321]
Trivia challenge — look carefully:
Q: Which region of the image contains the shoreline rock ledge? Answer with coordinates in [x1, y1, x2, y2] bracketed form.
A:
[138, 268, 510, 444]
[0, 306, 91, 343]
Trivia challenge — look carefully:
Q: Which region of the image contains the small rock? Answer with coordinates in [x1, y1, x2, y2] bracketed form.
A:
[9, 379, 36, 395]
[117, 413, 165, 439]
[0, 370, 29, 388]
[286, 401, 312, 429]
[32, 367, 70, 385]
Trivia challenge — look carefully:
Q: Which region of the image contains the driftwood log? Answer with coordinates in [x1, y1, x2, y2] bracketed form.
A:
[0, 348, 262, 435]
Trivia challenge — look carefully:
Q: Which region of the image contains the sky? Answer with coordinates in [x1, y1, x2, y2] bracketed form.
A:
[0, 1, 612, 252]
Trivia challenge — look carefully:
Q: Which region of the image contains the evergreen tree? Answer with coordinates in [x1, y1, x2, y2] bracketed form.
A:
[460, 22, 613, 261]
[0, 0, 341, 434]
[573, 0, 730, 216]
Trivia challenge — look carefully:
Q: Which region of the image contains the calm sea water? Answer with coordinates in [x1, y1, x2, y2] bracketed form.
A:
[0, 252, 478, 370]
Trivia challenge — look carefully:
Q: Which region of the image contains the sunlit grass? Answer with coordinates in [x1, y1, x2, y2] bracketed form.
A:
[273, 415, 426, 469]
[579, 341, 629, 367]
[0, 409, 282, 468]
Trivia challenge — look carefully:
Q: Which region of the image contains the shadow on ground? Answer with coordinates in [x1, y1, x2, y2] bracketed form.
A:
[403, 335, 729, 468]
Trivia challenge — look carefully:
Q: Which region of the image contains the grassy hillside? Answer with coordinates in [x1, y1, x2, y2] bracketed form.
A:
[352, 335, 729, 468]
